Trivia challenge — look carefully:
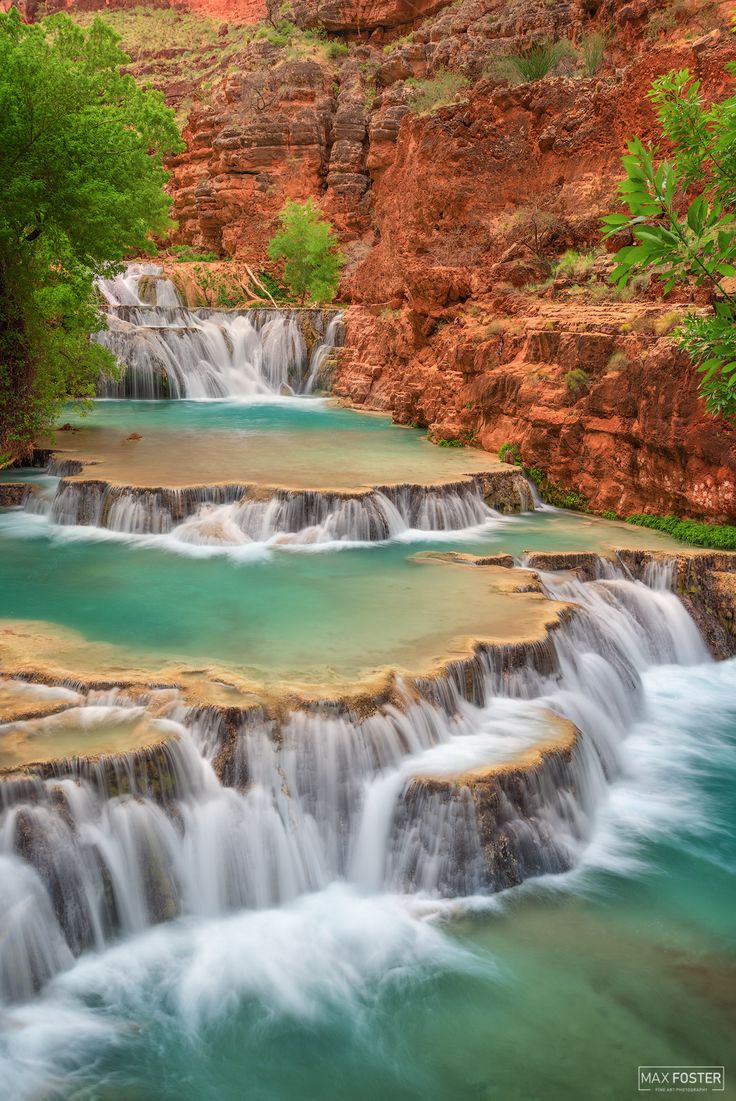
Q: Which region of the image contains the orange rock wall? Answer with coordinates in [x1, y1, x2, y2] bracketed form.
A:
[12, 0, 736, 520]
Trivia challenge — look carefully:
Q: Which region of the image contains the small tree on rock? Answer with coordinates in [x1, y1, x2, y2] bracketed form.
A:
[267, 199, 344, 304]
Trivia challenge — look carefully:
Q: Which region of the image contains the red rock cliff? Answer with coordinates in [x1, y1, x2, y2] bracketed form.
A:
[23, 0, 736, 520]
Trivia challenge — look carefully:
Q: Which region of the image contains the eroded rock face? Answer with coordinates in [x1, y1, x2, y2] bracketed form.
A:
[22, 0, 266, 21]
[169, 54, 375, 255]
[292, 0, 454, 33]
[334, 302, 736, 521]
[17, 0, 735, 519]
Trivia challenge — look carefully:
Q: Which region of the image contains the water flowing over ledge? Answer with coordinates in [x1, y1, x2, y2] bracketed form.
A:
[32, 470, 533, 545]
[0, 552, 731, 1005]
[95, 265, 343, 399]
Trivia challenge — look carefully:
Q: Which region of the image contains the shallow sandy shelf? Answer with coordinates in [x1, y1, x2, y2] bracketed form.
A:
[1, 548, 732, 776]
[0, 559, 565, 708]
[0, 689, 179, 774]
[48, 400, 506, 491]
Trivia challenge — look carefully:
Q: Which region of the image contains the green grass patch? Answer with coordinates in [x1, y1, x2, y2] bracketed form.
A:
[626, 514, 736, 550]
[170, 244, 219, 263]
[489, 39, 574, 84]
[406, 69, 469, 114]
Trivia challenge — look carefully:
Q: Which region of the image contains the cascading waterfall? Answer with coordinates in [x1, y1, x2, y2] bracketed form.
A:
[0, 564, 709, 1005]
[94, 264, 343, 399]
[38, 475, 515, 545]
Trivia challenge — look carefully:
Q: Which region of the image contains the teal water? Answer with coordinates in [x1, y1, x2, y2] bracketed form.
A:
[49, 400, 504, 488]
[3, 659, 734, 1100]
[0, 507, 678, 683]
[2, 398, 733, 1100]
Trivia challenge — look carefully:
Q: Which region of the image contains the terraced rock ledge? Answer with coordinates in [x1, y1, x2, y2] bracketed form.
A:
[1, 547, 733, 951]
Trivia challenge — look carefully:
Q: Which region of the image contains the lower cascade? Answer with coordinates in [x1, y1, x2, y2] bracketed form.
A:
[35, 474, 532, 544]
[0, 563, 709, 1005]
[95, 264, 343, 399]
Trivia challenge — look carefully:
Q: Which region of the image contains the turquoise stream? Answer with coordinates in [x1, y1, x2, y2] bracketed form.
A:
[0, 491, 678, 683]
[0, 399, 680, 683]
[2, 660, 734, 1100]
[1, 398, 734, 1099]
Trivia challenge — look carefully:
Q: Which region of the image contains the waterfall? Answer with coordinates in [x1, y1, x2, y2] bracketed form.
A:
[94, 265, 343, 399]
[37, 476, 518, 545]
[0, 565, 710, 1004]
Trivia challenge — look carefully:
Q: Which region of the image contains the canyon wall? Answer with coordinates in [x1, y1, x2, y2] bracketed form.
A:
[10, 0, 736, 520]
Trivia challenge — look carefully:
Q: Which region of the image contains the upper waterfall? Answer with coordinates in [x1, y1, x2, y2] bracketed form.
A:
[94, 264, 343, 400]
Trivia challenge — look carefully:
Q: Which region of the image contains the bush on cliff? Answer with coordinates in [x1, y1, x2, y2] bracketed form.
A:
[490, 40, 574, 85]
[406, 70, 469, 114]
[580, 31, 607, 77]
[267, 200, 345, 304]
[626, 514, 736, 550]
[603, 66, 736, 420]
[0, 10, 181, 464]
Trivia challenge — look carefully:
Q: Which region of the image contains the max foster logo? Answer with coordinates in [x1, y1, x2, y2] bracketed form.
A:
[638, 1067, 725, 1093]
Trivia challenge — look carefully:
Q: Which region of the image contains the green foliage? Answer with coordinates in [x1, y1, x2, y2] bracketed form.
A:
[626, 513, 736, 549]
[406, 69, 469, 114]
[525, 465, 589, 510]
[565, 367, 590, 393]
[491, 39, 574, 84]
[326, 40, 349, 60]
[267, 199, 345, 304]
[580, 31, 606, 77]
[601, 509, 619, 520]
[432, 429, 478, 447]
[498, 441, 522, 464]
[170, 244, 219, 262]
[254, 19, 297, 46]
[0, 10, 182, 459]
[602, 66, 736, 419]
[383, 32, 413, 54]
[554, 249, 597, 278]
[607, 350, 629, 372]
[496, 443, 588, 508]
[256, 269, 291, 303]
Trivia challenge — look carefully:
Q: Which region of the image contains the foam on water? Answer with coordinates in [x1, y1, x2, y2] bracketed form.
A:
[0, 653, 733, 1101]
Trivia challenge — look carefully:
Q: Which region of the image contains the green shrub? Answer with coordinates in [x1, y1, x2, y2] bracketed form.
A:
[626, 513, 736, 549]
[170, 244, 219, 262]
[255, 269, 291, 302]
[498, 441, 522, 464]
[525, 465, 589, 510]
[254, 19, 297, 47]
[601, 509, 619, 520]
[491, 39, 574, 84]
[555, 249, 597, 279]
[383, 32, 413, 54]
[326, 40, 348, 59]
[565, 367, 590, 394]
[607, 350, 629, 372]
[267, 198, 345, 304]
[580, 31, 606, 77]
[406, 69, 469, 114]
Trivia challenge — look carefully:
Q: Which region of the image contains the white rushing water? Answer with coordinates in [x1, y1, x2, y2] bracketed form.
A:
[27, 475, 519, 549]
[0, 565, 710, 1011]
[95, 264, 343, 399]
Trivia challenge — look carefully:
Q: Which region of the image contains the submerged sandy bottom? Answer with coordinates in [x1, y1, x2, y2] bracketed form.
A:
[0, 557, 563, 707]
[49, 400, 504, 489]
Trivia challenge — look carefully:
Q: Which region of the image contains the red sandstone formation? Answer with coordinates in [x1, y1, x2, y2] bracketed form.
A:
[3, 0, 265, 22]
[9, 0, 736, 520]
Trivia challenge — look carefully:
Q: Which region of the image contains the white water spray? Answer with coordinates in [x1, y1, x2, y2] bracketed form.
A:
[95, 265, 343, 399]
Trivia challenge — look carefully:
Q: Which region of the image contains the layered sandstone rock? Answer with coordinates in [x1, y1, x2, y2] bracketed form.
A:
[16, 0, 736, 520]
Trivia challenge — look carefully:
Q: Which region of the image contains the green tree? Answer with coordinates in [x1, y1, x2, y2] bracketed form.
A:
[0, 9, 182, 463]
[602, 66, 736, 419]
[267, 199, 344, 304]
